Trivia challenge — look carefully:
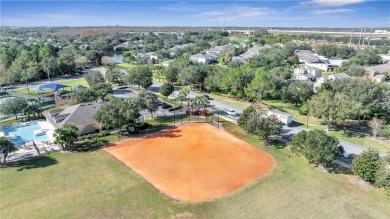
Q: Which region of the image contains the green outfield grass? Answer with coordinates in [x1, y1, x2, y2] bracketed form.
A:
[1, 119, 389, 218]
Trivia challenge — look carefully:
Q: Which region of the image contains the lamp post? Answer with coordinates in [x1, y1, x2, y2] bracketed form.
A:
[217, 111, 220, 128]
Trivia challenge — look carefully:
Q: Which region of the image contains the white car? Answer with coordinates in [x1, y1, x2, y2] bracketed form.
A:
[225, 109, 239, 116]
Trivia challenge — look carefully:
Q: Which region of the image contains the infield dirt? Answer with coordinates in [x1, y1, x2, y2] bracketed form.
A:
[104, 123, 274, 202]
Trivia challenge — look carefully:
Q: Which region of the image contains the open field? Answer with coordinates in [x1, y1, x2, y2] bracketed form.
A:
[15, 78, 89, 95]
[116, 62, 134, 69]
[229, 36, 250, 43]
[104, 123, 273, 202]
[1, 120, 389, 218]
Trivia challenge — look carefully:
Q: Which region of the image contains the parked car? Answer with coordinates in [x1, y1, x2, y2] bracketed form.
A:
[202, 94, 210, 100]
[161, 104, 173, 109]
[225, 109, 239, 116]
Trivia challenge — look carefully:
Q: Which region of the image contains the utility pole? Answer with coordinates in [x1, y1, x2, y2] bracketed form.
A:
[349, 29, 353, 47]
[362, 27, 366, 47]
[358, 28, 363, 47]
[368, 27, 372, 46]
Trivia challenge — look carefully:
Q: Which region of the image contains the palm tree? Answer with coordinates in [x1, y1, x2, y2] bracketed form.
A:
[22, 106, 33, 121]
[177, 88, 189, 114]
[187, 98, 196, 122]
[0, 137, 16, 166]
[54, 123, 79, 150]
[193, 96, 209, 122]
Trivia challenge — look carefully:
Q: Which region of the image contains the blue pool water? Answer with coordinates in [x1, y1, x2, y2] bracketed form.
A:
[2, 122, 49, 145]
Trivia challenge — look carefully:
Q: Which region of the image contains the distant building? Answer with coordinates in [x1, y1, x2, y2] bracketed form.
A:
[45, 102, 103, 135]
[162, 60, 174, 67]
[168, 43, 196, 57]
[113, 41, 128, 51]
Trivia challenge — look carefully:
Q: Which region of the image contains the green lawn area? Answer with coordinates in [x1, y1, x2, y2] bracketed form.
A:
[116, 62, 134, 69]
[15, 78, 89, 95]
[1, 120, 389, 218]
[229, 36, 250, 43]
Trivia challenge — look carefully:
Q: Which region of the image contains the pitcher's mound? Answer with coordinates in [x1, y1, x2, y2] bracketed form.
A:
[104, 123, 274, 202]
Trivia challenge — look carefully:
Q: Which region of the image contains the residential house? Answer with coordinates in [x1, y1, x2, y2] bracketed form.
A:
[113, 41, 129, 51]
[232, 46, 260, 62]
[189, 53, 217, 64]
[327, 72, 352, 80]
[365, 67, 387, 83]
[135, 52, 157, 63]
[45, 102, 103, 135]
[313, 73, 352, 92]
[162, 60, 174, 67]
[293, 65, 323, 79]
[295, 50, 329, 71]
[168, 43, 196, 57]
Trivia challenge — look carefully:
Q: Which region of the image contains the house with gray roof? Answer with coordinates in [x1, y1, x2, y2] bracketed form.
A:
[232, 46, 260, 62]
[45, 102, 103, 135]
[189, 53, 217, 64]
[327, 72, 352, 80]
[295, 50, 329, 71]
[294, 65, 323, 79]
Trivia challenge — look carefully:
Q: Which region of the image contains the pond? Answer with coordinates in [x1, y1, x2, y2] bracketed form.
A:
[109, 53, 124, 63]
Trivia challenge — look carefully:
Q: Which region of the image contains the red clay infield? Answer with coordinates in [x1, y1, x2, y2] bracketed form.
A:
[104, 123, 274, 202]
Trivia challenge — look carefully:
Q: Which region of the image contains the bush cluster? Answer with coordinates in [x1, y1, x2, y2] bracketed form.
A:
[78, 130, 109, 141]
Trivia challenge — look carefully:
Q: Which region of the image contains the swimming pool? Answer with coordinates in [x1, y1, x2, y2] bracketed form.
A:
[2, 122, 49, 145]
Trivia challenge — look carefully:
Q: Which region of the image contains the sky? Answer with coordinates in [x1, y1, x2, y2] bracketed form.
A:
[1, 0, 389, 27]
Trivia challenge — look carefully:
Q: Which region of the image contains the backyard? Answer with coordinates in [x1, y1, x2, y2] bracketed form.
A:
[1, 119, 389, 218]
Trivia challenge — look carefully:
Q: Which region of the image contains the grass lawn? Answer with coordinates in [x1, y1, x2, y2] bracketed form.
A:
[0, 118, 16, 125]
[1, 120, 389, 218]
[116, 62, 134, 69]
[15, 78, 89, 95]
[229, 36, 250, 43]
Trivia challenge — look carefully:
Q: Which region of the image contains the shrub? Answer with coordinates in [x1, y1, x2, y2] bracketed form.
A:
[133, 122, 150, 131]
[98, 130, 109, 137]
[386, 186, 390, 200]
[352, 149, 381, 183]
[167, 106, 182, 112]
[298, 103, 308, 115]
[378, 125, 390, 138]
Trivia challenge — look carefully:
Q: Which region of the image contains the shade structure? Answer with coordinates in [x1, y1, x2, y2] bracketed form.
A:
[33, 83, 69, 91]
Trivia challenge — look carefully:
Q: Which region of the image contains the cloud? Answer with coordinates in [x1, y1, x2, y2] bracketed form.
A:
[235, 6, 270, 17]
[311, 8, 354, 14]
[303, 0, 366, 7]
[197, 6, 273, 23]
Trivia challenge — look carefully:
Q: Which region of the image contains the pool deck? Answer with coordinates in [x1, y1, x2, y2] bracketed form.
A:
[37, 120, 55, 143]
